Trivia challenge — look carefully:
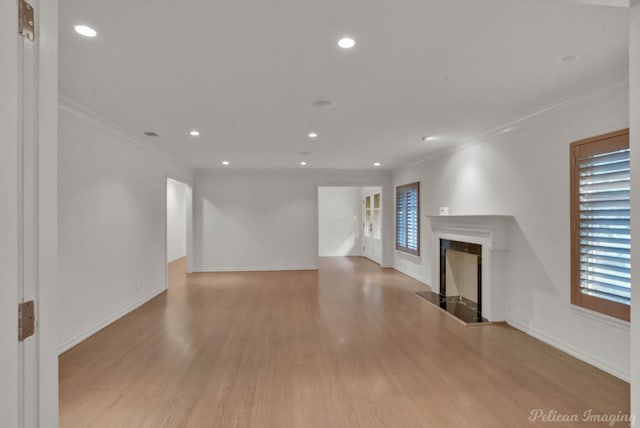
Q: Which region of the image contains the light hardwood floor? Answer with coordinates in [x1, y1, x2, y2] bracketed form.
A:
[59, 257, 630, 427]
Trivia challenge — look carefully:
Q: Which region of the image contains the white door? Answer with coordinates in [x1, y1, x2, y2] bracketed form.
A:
[1, 1, 59, 426]
[362, 190, 383, 264]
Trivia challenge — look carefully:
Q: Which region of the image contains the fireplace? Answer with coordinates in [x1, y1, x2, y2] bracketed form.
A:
[421, 215, 512, 323]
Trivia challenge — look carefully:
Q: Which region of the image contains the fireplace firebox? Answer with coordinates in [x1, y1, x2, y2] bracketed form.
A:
[440, 239, 481, 304]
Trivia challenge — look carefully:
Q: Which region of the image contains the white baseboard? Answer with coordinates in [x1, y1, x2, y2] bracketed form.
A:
[194, 265, 317, 272]
[58, 287, 166, 355]
[392, 265, 431, 288]
[506, 318, 630, 382]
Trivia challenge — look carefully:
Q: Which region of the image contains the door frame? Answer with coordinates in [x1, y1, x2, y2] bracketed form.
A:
[0, 1, 59, 426]
[0, 1, 21, 425]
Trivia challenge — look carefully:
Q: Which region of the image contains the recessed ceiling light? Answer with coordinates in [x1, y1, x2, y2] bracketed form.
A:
[374, 162, 381, 167]
[338, 37, 356, 49]
[300, 161, 307, 166]
[308, 132, 318, 138]
[190, 130, 200, 136]
[422, 136, 437, 142]
[74, 25, 97, 38]
[222, 161, 230, 166]
[559, 54, 579, 63]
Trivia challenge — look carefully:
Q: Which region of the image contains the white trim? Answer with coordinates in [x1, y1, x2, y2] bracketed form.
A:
[392, 266, 431, 288]
[165, 177, 169, 290]
[570, 304, 631, 331]
[195, 167, 393, 175]
[552, 0, 630, 7]
[195, 265, 318, 272]
[394, 250, 422, 261]
[506, 318, 630, 382]
[58, 287, 166, 355]
[398, 72, 628, 171]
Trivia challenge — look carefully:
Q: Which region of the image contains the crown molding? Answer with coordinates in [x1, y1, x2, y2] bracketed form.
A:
[548, 0, 630, 7]
[398, 71, 629, 171]
[58, 95, 192, 172]
[193, 167, 392, 175]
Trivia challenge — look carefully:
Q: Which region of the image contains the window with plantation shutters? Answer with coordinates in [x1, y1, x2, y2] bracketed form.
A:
[570, 129, 630, 321]
[396, 182, 420, 256]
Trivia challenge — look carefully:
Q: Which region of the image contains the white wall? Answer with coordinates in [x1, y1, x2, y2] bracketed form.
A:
[193, 170, 392, 271]
[393, 80, 631, 381]
[630, 0, 640, 419]
[167, 178, 188, 262]
[318, 187, 362, 257]
[58, 100, 192, 353]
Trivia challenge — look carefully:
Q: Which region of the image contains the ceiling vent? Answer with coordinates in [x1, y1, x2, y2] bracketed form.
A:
[144, 131, 160, 137]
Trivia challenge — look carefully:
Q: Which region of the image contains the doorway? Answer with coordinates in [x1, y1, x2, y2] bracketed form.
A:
[166, 178, 191, 288]
[318, 187, 363, 257]
[317, 186, 383, 264]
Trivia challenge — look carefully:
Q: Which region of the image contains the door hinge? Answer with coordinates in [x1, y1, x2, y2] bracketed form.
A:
[18, 300, 35, 341]
[18, 0, 35, 41]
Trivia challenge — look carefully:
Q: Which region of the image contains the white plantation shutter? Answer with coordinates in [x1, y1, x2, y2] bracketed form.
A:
[396, 182, 420, 256]
[396, 191, 407, 249]
[571, 130, 630, 320]
[578, 149, 630, 304]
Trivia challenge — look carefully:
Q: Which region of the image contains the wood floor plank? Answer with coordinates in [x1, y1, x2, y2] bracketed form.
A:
[59, 256, 630, 427]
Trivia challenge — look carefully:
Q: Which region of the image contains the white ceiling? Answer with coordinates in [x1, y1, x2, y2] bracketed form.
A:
[59, 0, 629, 170]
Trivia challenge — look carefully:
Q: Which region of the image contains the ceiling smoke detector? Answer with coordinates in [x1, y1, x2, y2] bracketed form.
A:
[312, 100, 335, 109]
[559, 54, 579, 63]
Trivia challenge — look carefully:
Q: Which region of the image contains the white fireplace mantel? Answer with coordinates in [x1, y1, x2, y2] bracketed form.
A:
[426, 214, 514, 321]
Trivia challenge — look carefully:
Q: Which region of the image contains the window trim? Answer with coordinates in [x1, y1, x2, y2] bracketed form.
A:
[570, 128, 630, 321]
[396, 181, 420, 256]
